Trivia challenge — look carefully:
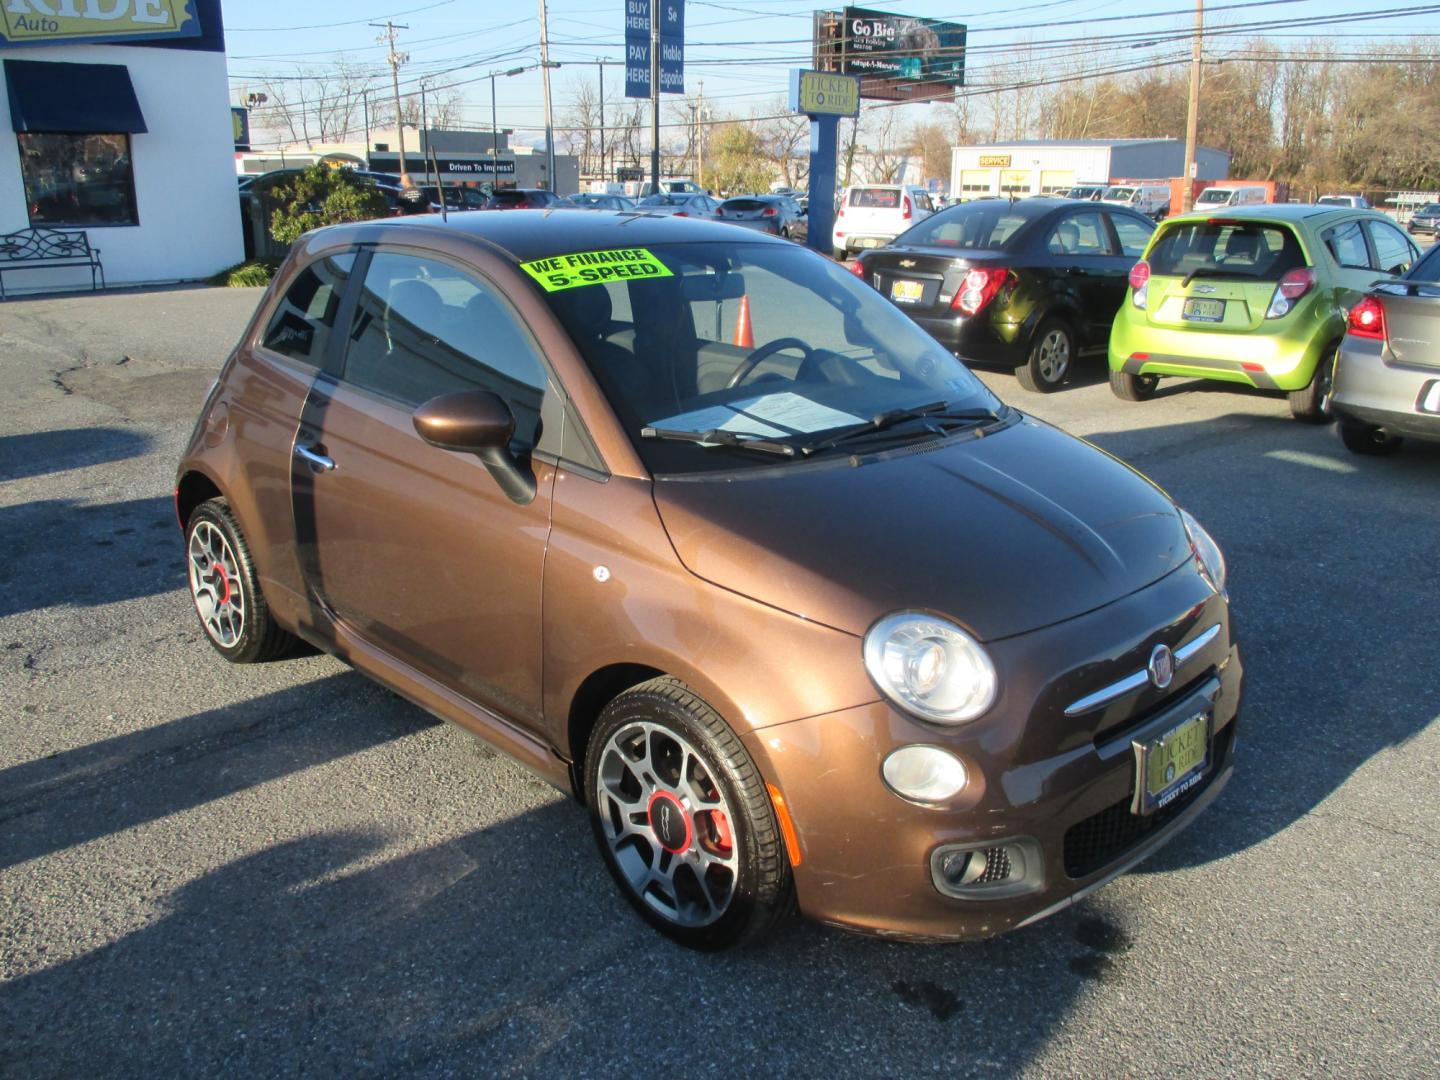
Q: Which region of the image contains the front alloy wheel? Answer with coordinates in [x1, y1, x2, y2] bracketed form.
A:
[585, 677, 793, 950]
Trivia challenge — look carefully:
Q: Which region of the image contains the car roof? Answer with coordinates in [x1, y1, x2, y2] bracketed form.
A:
[1162, 203, 1371, 225]
[327, 208, 787, 264]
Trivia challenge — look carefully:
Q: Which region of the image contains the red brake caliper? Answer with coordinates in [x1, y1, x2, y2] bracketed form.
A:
[214, 562, 232, 606]
[704, 809, 733, 855]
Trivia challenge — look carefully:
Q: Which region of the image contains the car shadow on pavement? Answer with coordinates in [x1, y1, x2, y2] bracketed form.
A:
[0, 427, 152, 483]
[0, 494, 182, 619]
[1, 798, 1107, 1078]
[0, 670, 428, 872]
[1082, 412, 1440, 873]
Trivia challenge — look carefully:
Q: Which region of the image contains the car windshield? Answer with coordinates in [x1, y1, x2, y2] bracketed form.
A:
[722, 199, 769, 211]
[1147, 221, 1306, 281]
[893, 199, 1044, 250]
[1194, 189, 1232, 206]
[537, 241, 1003, 475]
[1418, 203, 1440, 215]
[1104, 187, 1138, 201]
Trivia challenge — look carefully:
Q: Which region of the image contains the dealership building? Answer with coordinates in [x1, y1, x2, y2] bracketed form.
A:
[0, 0, 240, 293]
[951, 139, 1231, 198]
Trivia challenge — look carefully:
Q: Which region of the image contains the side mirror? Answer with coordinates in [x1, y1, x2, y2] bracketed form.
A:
[413, 390, 536, 504]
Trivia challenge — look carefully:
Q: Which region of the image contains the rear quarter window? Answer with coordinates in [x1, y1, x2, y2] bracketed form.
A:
[259, 252, 355, 365]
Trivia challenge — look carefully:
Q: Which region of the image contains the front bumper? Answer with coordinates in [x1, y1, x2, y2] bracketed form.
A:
[742, 566, 1241, 941]
[1332, 335, 1440, 441]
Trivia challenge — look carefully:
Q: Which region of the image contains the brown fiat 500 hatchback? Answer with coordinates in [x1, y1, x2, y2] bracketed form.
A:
[178, 212, 1241, 949]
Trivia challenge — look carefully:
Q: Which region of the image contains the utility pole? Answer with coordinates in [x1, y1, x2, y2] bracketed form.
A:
[1181, 0, 1203, 212]
[599, 61, 606, 185]
[649, 0, 660, 192]
[372, 20, 410, 183]
[361, 89, 371, 165]
[538, 0, 557, 191]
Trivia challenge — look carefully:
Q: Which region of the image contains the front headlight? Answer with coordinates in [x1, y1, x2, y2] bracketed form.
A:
[1179, 508, 1228, 595]
[863, 611, 997, 724]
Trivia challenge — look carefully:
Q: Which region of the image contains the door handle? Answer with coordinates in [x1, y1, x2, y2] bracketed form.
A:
[294, 443, 336, 472]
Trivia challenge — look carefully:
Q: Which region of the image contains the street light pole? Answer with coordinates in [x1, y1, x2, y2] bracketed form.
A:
[1182, 0, 1203, 212]
[538, 0, 558, 191]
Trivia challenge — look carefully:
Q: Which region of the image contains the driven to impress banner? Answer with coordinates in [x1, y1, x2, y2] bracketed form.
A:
[0, 0, 201, 47]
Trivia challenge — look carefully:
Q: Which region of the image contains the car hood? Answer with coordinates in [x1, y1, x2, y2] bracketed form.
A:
[651, 415, 1192, 642]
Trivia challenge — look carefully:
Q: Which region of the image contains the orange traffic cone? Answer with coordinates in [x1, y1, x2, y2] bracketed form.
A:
[733, 295, 754, 348]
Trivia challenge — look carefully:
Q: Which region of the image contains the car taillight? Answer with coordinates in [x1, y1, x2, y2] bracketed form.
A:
[1347, 295, 1386, 340]
[837, 201, 846, 218]
[1129, 260, 1151, 310]
[762, 206, 777, 217]
[902, 195, 913, 220]
[1265, 267, 1315, 320]
[952, 267, 1009, 315]
[848, 258, 867, 279]
[715, 207, 724, 216]
[675, 211, 688, 217]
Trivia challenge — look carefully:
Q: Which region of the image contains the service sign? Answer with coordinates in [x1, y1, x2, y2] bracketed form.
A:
[789, 69, 860, 117]
[1, 0, 201, 48]
[978, 154, 1011, 168]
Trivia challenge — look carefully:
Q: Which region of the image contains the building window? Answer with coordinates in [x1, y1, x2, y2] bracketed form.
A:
[17, 133, 138, 227]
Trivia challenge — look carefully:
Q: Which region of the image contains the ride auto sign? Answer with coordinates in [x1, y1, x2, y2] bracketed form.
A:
[0, 0, 201, 47]
[624, 0, 684, 98]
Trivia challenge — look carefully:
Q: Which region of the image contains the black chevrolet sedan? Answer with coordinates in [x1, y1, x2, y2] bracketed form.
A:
[850, 198, 1157, 392]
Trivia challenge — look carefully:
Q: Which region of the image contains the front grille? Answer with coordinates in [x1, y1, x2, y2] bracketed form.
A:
[1063, 724, 1233, 879]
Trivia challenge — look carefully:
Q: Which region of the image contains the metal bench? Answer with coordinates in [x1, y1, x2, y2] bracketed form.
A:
[0, 227, 106, 300]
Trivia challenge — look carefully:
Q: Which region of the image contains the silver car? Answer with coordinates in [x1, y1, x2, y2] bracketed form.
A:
[1332, 242, 1440, 455]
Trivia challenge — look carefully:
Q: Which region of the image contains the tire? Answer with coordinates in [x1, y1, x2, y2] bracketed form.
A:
[584, 676, 794, 950]
[1289, 344, 1339, 423]
[1110, 369, 1159, 401]
[185, 498, 298, 663]
[832, 247, 846, 261]
[1338, 418, 1402, 456]
[1015, 319, 1076, 393]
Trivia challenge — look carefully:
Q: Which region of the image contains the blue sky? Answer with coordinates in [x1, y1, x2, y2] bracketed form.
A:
[222, 1, 1440, 146]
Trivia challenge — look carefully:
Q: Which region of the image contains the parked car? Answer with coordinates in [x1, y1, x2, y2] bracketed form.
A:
[418, 185, 490, 212]
[1062, 185, 1107, 201]
[1331, 240, 1440, 455]
[832, 183, 937, 259]
[635, 179, 706, 197]
[850, 196, 1157, 391]
[484, 188, 566, 210]
[1109, 204, 1422, 419]
[1317, 194, 1371, 209]
[714, 193, 807, 242]
[561, 193, 636, 211]
[1193, 185, 1268, 209]
[635, 192, 722, 219]
[177, 212, 1239, 950]
[1101, 183, 1171, 221]
[1405, 202, 1440, 238]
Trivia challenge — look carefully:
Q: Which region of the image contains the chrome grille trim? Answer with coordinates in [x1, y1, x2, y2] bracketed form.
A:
[1064, 623, 1222, 717]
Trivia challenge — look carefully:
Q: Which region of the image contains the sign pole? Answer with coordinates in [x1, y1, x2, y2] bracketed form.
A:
[649, 0, 660, 192]
[808, 115, 839, 256]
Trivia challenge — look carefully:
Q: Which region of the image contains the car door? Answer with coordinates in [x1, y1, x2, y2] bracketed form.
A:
[291, 247, 563, 728]
[1044, 208, 1123, 346]
[1321, 217, 1387, 310]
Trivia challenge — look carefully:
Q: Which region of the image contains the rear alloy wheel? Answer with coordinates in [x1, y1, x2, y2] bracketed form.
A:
[186, 498, 298, 663]
[1110, 369, 1160, 401]
[1016, 320, 1075, 393]
[585, 677, 793, 950]
[1289, 345, 1339, 423]
[1338, 418, 1403, 456]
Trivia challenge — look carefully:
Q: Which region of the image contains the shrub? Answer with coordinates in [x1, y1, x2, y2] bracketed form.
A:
[268, 163, 387, 245]
[210, 260, 279, 288]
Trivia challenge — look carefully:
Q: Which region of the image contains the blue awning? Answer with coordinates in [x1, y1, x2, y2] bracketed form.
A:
[5, 59, 147, 135]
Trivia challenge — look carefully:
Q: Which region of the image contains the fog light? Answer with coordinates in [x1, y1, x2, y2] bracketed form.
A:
[882, 745, 967, 805]
[931, 838, 1044, 899]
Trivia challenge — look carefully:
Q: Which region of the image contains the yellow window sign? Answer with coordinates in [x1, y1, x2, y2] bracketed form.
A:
[520, 248, 673, 293]
[788, 69, 860, 118]
[1, 0, 201, 46]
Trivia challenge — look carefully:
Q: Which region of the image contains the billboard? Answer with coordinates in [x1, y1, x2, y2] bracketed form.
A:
[0, 0, 201, 48]
[812, 7, 966, 103]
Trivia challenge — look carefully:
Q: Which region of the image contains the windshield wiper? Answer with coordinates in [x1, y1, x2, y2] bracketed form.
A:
[640, 425, 797, 457]
[798, 401, 1006, 455]
[1181, 267, 1259, 288]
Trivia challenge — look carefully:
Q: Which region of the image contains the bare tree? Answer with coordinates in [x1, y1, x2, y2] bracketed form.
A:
[756, 101, 809, 188]
[858, 106, 909, 183]
[253, 57, 379, 147]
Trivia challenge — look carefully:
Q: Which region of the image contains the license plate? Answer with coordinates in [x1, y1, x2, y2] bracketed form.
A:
[856, 237, 882, 249]
[891, 279, 925, 303]
[1131, 711, 1211, 816]
[1182, 298, 1225, 322]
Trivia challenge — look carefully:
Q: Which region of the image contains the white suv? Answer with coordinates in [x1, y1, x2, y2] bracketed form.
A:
[832, 184, 935, 258]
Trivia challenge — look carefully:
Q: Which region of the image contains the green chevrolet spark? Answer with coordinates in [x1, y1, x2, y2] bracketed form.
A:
[1108, 204, 1422, 420]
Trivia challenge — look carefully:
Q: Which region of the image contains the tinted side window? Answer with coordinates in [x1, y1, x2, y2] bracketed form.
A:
[1367, 219, 1417, 275]
[260, 252, 355, 364]
[1323, 221, 1370, 269]
[1048, 212, 1110, 255]
[342, 252, 550, 445]
[1110, 214, 1155, 258]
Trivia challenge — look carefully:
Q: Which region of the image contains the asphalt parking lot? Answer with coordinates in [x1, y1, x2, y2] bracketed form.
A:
[1, 283, 1437, 1079]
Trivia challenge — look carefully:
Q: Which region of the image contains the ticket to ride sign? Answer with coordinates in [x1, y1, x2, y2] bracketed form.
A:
[0, 0, 201, 47]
